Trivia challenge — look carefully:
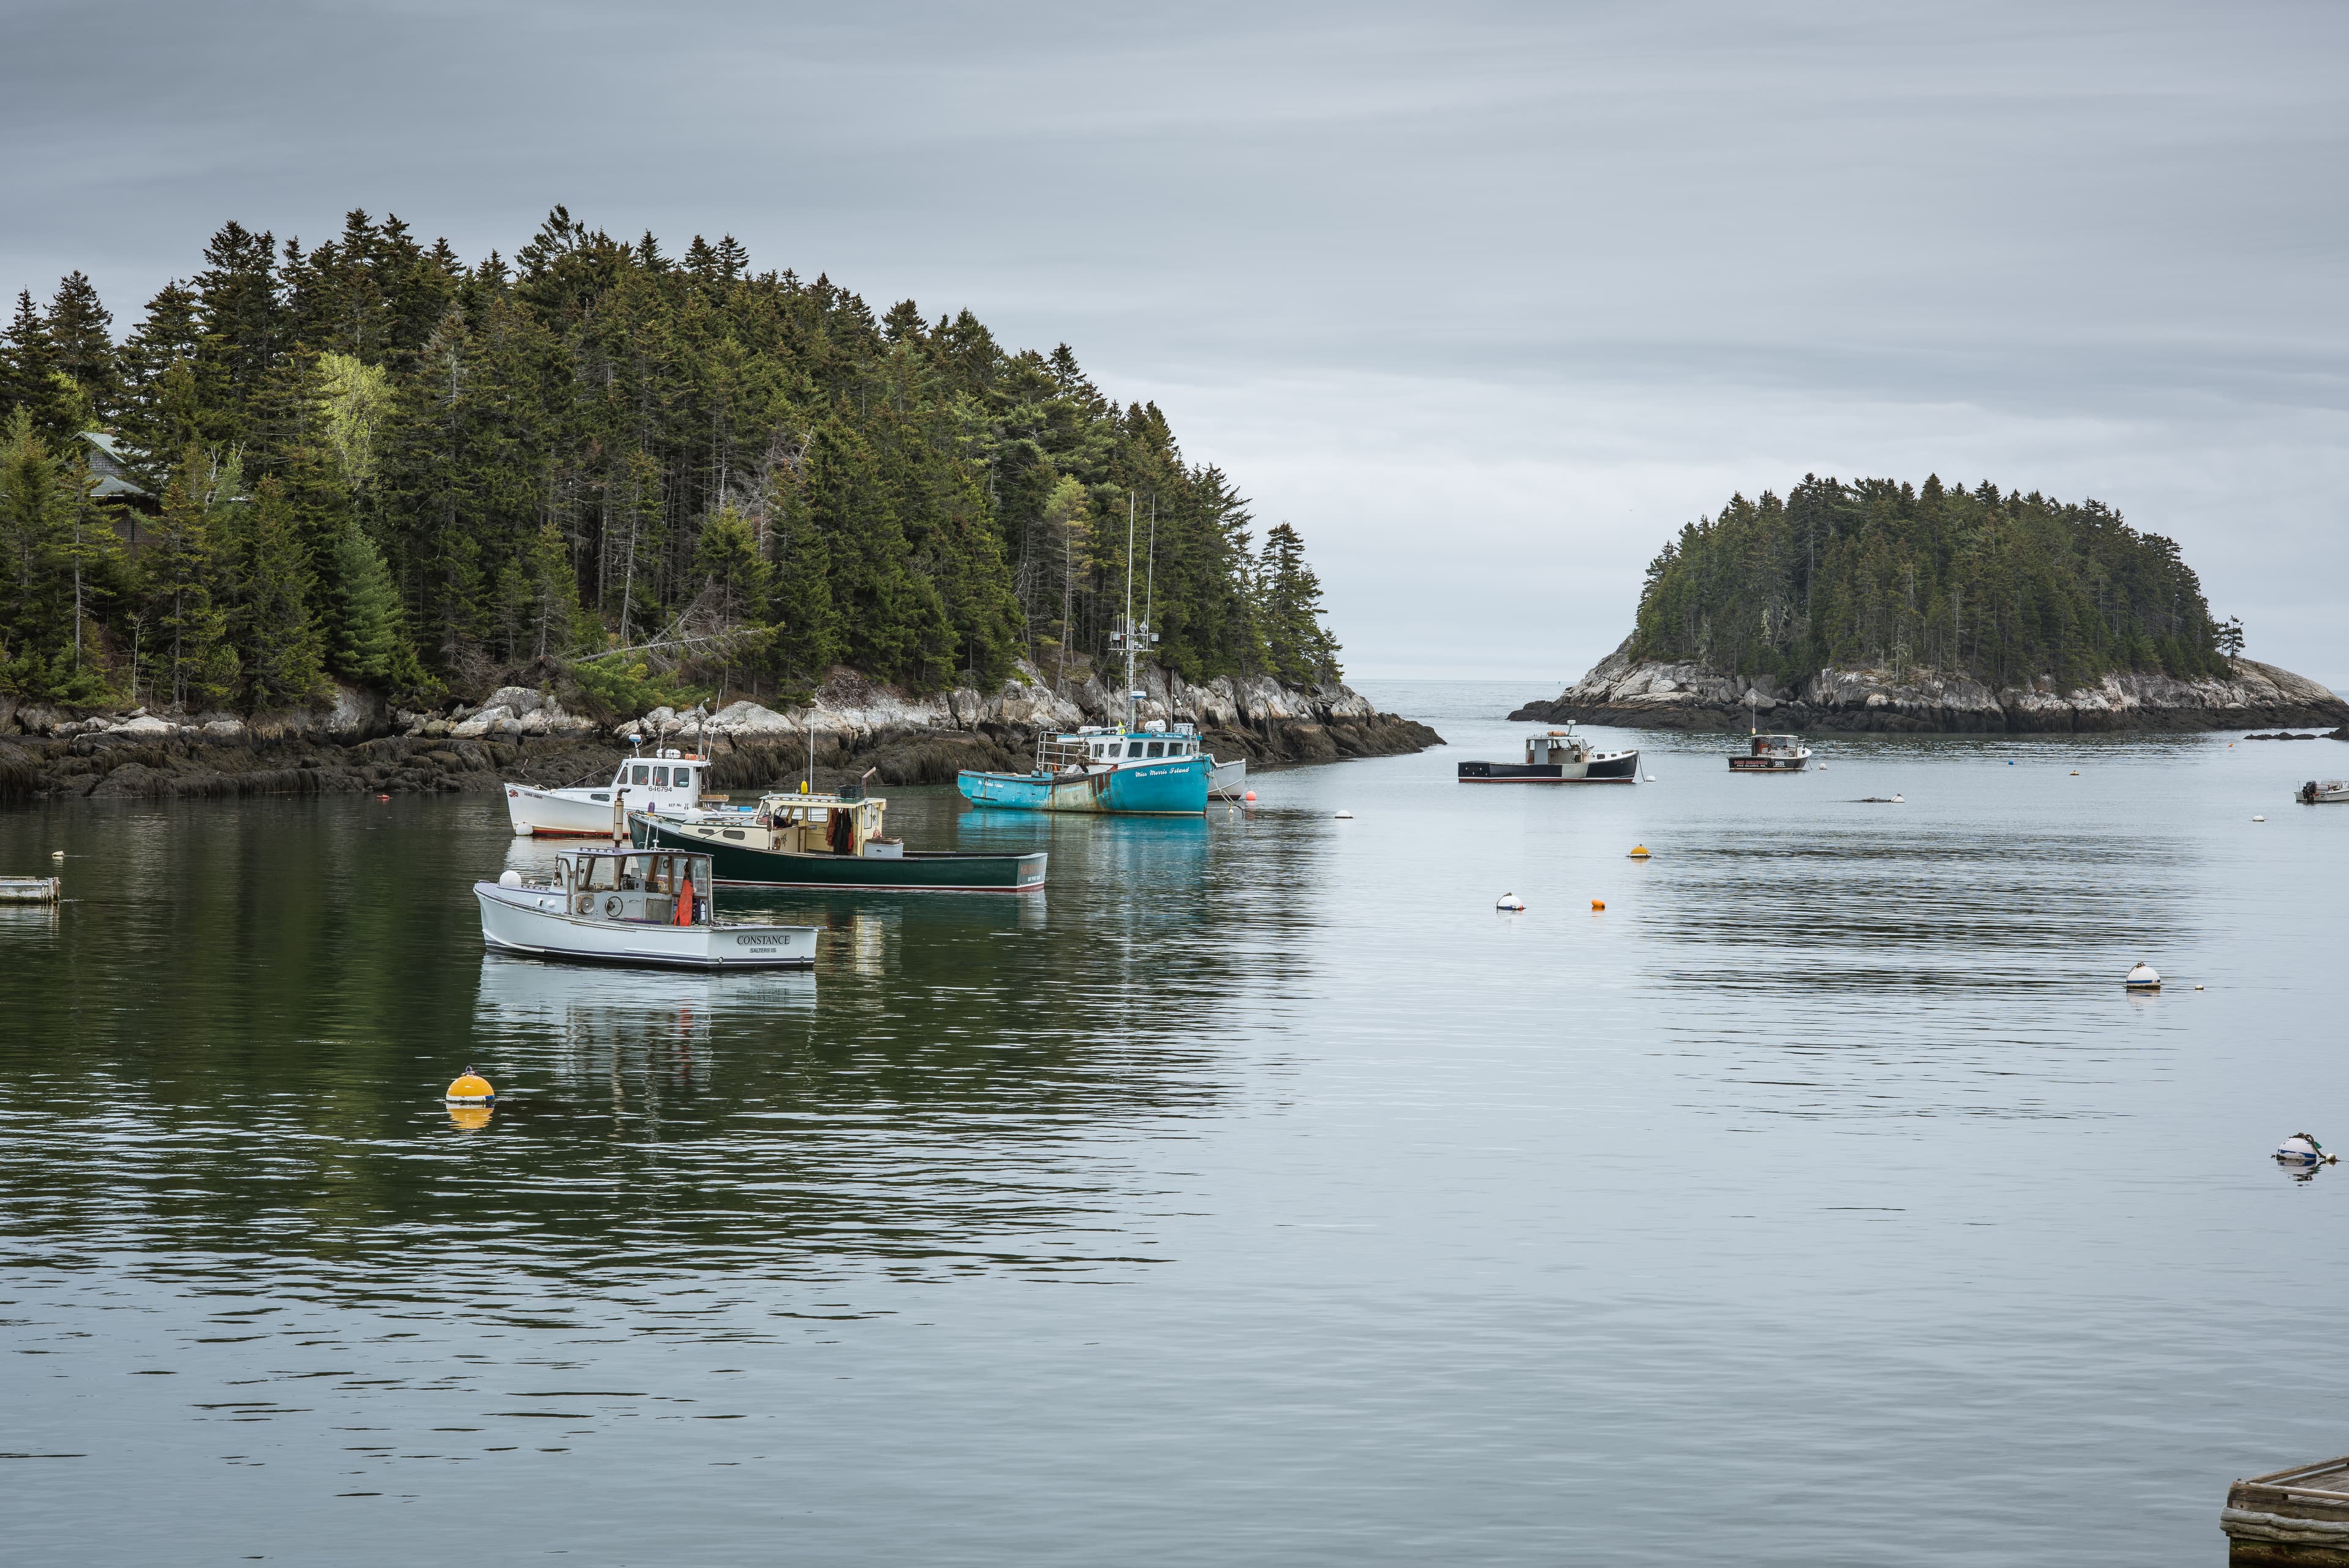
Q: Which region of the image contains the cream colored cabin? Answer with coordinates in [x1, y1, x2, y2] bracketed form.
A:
[665, 792, 901, 858]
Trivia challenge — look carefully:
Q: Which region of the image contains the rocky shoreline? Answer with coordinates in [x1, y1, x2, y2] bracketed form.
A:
[0, 661, 1440, 804]
[1512, 637, 2348, 734]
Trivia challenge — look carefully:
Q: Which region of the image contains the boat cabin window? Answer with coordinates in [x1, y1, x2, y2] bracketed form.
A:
[630, 764, 650, 785]
[577, 856, 620, 891]
[1147, 741, 1164, 757]
[651, 765, 669, 786]
[1127, 741, 1144, 758]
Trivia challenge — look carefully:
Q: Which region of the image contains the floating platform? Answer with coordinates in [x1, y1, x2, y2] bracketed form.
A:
[2225, 1455, 2349, 1564]
[0, 875, 61, 904]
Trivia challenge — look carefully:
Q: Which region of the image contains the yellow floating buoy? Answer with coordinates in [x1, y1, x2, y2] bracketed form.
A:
[2069, 770, 2079, 776]
[1628, 845, 1652, 859]
[444, 1066, 495, 1105]
[1590, 899, 1606, 911]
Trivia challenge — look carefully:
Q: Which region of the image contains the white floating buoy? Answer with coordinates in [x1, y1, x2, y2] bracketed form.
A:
[2124, 962, 2161, 991]
[51, 849, 65, 860]
[2276, 1134, 2336, 1165]
[1891, 793, 1904, 803]
[1495, 893, 1526, 912]
[2252, 815, 2266, 822]
[1334, 809, 1353, 819]
[498, 869, 523, 888]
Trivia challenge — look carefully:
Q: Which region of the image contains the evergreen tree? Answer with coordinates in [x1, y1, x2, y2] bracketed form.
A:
[45, 272, 121, 420]
[143, 450, 240, 709]
[1254, 521, 1342, 684]
[326, 519, 406, 682]
[229, 475, 330, 708]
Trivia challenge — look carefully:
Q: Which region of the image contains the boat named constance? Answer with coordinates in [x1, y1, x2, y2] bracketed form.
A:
[1458, 724, 1639, 784]
[475, 846, 818, 968]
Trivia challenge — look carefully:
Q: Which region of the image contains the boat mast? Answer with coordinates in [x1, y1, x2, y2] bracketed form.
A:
[1123, 493, 1138, 733]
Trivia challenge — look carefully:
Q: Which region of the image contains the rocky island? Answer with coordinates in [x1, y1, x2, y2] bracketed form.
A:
[1513, 475, 2345, 734]
[0, 208, 1439, 801]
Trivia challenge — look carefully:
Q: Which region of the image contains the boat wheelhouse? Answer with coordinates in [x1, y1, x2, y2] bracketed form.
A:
[1458, 724, 1639, 784]
[631, 787, 1048, 891]
[504, 747, 715, 837]
[473, 846, 817, 968]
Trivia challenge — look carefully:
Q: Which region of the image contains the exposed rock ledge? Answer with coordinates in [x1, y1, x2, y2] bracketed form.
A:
[0, 661, 1439, 803]
[1510, 637, 2348, 734]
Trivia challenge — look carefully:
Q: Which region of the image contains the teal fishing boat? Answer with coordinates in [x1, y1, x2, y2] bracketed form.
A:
[630, 792, 1047, 893]
[957, 496, 1213, 817]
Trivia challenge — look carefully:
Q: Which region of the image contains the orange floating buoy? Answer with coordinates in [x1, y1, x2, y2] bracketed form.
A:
[377, 793, 390, 801]
[1590, 899, 1606, 911]
[444, 1066, 495, 1105]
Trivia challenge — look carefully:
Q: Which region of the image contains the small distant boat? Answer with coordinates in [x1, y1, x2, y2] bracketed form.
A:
[1458, 723, 1639, 784]
[2298, 780, 2349, 804]
[1729, 691, 1811, 772]
[505, 743, 714, 837]
[633, 788, 1047, 892]
[475, 846, 817, 968]
[1209, 756, 1249, 799]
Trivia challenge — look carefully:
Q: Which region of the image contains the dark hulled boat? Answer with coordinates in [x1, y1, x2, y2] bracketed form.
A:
[1458, 726, 1640, 784]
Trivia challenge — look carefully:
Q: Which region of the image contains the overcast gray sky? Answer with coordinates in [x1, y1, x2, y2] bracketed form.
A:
[6, 0, 2343, 687]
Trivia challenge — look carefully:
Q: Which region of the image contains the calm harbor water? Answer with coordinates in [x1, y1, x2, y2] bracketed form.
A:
[2, 680, 2344, 1565]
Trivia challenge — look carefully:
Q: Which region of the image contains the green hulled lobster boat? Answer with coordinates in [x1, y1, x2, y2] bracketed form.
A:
[629, 791, 1047, 893]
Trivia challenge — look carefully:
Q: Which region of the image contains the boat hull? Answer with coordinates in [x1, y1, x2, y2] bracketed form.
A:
[1209, 757, 1248, 798]
[958, 755, 1211, 815]
[474, 883, 816, 968]
[632, 814, 1047, 891]
[1728, 756, 1809, 772]
[1459, 750, 1639, 784]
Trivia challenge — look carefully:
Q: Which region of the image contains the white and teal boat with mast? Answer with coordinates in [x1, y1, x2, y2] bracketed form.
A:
[957, 499, 1213, 816]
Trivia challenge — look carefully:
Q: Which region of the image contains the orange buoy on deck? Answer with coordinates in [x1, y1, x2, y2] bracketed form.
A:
[675, 874, 695, 927]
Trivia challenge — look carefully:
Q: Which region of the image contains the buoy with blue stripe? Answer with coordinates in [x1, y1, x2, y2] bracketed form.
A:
[2124, 963, 2160, 991]
[1496, 893, 1526, 911]
[2276, 1134, 2336, 1166]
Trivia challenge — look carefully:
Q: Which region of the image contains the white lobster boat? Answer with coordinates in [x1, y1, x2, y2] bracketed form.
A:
[2298, 780, 2349, 804]
[474, 846, 817, 969]
[503, 748, 714, 837]
[1209, 756, 1249, 798]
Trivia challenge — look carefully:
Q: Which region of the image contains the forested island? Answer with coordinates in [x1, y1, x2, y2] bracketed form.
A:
[0, 207, 1346, 717]
[0, 209, 1438, 797]
[1515, 475, 2345, 732]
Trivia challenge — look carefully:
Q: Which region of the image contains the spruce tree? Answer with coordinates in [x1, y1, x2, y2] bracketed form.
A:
[231, 475, 330, 709]
[326, 519, 404, 682]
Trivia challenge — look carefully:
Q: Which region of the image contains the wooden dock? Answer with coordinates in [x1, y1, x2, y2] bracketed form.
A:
[0, 875, 59, 904]
[2226, 1457, 2349, 1564]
